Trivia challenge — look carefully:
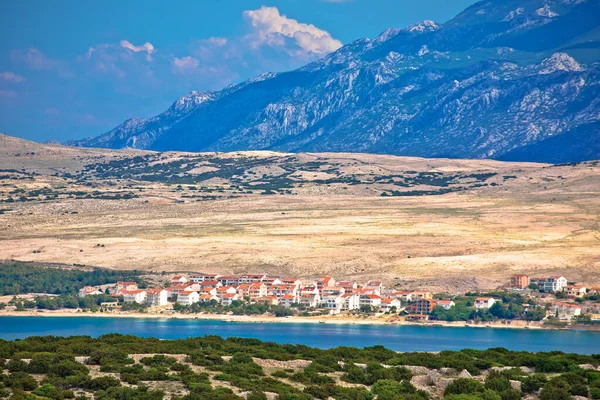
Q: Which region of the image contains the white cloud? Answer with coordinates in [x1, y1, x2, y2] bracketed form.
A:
[172, 56, 200, 71]
[242, 6, 342, 56]
[0, 72, 25, 83]
[120, 40, 156, 61]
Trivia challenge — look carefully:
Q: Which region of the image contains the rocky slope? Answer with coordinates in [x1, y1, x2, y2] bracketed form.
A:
[71, 0, 600, 163]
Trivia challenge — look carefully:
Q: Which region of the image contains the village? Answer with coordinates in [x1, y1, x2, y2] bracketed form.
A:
[75, 272, 600, 325]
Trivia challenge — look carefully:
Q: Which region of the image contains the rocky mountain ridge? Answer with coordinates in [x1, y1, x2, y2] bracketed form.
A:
[71, 0, 600, 163]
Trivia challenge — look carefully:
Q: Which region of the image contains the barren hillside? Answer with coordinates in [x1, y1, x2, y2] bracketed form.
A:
[1, 134, 598, 292]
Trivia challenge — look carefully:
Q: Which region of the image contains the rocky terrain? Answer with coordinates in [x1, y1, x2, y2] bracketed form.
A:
[71, 0, 600, 163]
[1, 134, 599, 292]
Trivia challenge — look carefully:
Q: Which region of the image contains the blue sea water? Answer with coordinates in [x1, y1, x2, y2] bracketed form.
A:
[0, 316, 598, 354]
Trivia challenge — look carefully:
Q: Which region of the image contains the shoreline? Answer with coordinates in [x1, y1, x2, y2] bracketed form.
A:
[1, 309, 588, 331]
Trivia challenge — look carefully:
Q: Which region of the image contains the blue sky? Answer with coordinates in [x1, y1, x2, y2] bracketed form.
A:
[0, 0, 477, 143]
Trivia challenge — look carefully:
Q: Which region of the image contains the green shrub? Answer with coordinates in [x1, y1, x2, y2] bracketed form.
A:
[444, 379, 485, 396]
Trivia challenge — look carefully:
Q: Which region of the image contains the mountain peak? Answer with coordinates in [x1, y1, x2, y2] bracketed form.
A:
[71, 0, 600, 163]
[406, 20, 441, 33]
[539, 53, 584, 74]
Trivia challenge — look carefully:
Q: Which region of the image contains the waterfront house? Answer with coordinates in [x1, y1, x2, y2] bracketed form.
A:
[437, 300, 455, 310]
[247, 283, 268, 300]
[78, 286, 103, 297]
[216, 286, 237, 296]
[145, 288, 168, 306]
[510, 275, 530, 289]
[550, 302, 582, 320]
[122, 289, 147, 304]
[321, 288, 345, 312]
[268, 284, 299, 302]
[474, 297, 496, 309]
[116, 281, 138, 294]
[221, 293, 240, 306]
[380, 298, 401, 312]
[341, 293, 360, 311]
[543, 276, 568, 292]
[300, 291, 321, 308]
[255, 296, 279, 306]
[177, 290, 200, 306]
[359, 294, 382, 309]
[167, 284, 200, 299]
[190, 273, 221, 283]
[199, 293, 219, 303]
[280, 294, 296, 308]
[413, 298, 437, 314]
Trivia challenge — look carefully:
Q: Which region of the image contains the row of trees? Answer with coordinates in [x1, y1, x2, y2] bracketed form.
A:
[0, 263, 142, 296]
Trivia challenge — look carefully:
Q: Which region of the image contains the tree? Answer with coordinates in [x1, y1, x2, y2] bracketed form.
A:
[444, 379, 485, 396]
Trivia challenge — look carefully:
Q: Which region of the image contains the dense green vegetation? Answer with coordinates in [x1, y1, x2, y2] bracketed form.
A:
[431, 293, 546, 322]
[0, 335, 598, 399]
[0, 263, 142, 296]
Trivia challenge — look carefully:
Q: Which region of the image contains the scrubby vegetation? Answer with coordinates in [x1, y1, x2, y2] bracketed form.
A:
[0, 335, 598, 399]
[0, 263, 142, 296]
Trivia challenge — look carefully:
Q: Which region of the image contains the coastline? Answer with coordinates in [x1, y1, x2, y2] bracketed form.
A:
[0, 309, 562, 331]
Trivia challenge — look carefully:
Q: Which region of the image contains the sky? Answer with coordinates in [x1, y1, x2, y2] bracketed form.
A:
[0, 0, 477, 143]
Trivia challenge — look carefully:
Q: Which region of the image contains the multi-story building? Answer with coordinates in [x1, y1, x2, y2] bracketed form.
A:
[146, 289, 168, 306]
[510, 275, 530, 289]
[474, 297, 496, 309]
[177, 290, 199, 306]
[543, 276, 568, 292]
[122, 289, 147, 304]
[413, 298, 437, 314]
[190, 273, 221, 283]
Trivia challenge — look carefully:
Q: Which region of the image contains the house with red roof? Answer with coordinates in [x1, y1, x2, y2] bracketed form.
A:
[177, 290, 199, 306]
[122, 289, 147, 304]
[474, 297, 496, 310]
[221, 293, 241, 306]
[380, 298, 401, 312]
[146, 288, 168, 306]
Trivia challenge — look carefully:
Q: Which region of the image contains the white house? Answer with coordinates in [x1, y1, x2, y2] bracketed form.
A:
[365, 280, 383, 294]
[543, 276, 568, 292]
[199, 293, 219, 303]
[380, 298, 401, 312]
[321, 290, 344, 313]
[221, 293, 240, 306]
[550, 302, 582, 320]
[78, 286, 103, 297]
[280, 294, 297, 308]
[122, 289, 147, 304]
[177, 290, 199, 306]
[239, 274, 267, 284]
[437, 300, 455, 310]
[341, 293, 360, 311]
[300, 292, 321, 308]
[359, 294, 382, 308]
[170, 275, 189, 285]
[190, 273, 221, 283]
[146, 289, 168, 306]
[474, 297, 496, 310]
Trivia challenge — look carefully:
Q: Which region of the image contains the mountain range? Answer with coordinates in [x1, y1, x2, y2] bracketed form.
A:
[70, 0, 600, 163]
